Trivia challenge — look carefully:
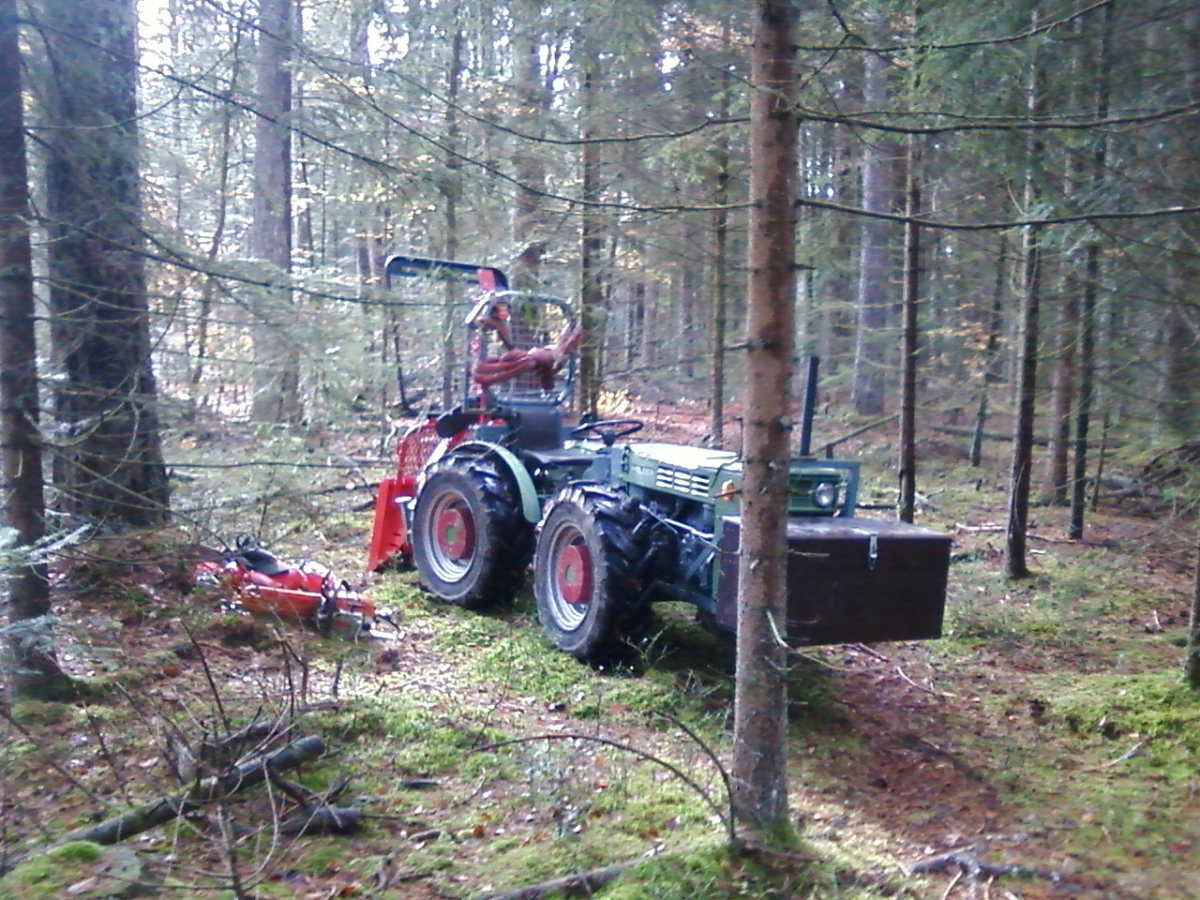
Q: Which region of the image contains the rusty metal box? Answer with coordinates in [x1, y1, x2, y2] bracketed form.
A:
[715, 516, 951, 645]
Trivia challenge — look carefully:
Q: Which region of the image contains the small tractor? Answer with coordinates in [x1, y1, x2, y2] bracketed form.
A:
[368, 255, 951, 661]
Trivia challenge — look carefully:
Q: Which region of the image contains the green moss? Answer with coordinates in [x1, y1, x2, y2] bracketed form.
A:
[597, 844, 827, 900]
[298, 843, 344, 875]
[1040, 670, 1200, 748]
[11, 700, 70, 726]
[481, 832, 644, 890]
[49, 841, 105, 864]
[4, 842, 110, 899]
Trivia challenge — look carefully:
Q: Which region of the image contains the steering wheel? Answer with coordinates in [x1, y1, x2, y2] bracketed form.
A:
[570, 418, 644, 447]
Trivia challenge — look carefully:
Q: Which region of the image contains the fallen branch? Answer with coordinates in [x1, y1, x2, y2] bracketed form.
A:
[910, 846, 1060, 883]
[0, 735, 324, 876]
[895, 665, 957, 699]
[469, 861, 635, 900]
[1081, 740, 1144, 772]
[71, 734, 325, 844]
[911, 847, 1017, 878]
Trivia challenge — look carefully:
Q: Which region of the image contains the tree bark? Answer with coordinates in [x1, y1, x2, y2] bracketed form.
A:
[1187, 525, 1200, 688]
[709, 22, 733, 448]
[41, 0, 171, 528]
[1, 0, 71, 701]
[577, 48, 605, 418]
[249, 0, 300, 424]
[898, 141, 921, 524]
[1004, 8, 1046, 580]
[1070, 3, 1112, 540]
[971, 235, 1008, 468]
[1044, 272, 1077, 506]
[441, 25, 465, 409]
[512, 5, 549, 292]
[733, 0, 798, 837]
[851, 38, 894, 418]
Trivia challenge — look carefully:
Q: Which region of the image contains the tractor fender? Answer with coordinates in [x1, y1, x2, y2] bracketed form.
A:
[447, 440, 542, 524]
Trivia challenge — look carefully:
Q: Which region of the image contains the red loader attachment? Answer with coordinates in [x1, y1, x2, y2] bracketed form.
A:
[367, 420, 465, 571]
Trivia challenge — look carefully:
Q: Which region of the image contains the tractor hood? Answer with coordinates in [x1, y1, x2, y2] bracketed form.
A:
[603, 441, 849, 515]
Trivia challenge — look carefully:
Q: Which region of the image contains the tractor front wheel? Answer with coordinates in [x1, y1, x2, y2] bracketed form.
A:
[412, 458, 532, 608]
[534, 485, 649, 661]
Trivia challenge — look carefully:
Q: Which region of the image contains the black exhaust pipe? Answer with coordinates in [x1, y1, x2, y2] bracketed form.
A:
[799, 355, 819, 457]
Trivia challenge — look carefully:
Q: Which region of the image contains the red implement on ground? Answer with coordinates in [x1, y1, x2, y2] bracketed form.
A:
[195, 537, 385, 636]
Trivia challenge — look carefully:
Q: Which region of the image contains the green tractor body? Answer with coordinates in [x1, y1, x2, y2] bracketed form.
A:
[368, 256, 950, 661]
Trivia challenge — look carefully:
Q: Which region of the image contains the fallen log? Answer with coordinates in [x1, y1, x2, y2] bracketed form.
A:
[0, 735, 324, 876]
[279, 805, 363, 836]
[469, 862, 634, 900]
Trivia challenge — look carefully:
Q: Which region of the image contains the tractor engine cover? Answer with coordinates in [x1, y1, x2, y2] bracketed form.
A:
[715, 517, 951, 645]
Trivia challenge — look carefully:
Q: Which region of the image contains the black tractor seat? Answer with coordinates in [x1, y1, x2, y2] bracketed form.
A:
[518, 446, 597, 469]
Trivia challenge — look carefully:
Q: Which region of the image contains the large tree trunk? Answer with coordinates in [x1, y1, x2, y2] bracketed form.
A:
[41, 0, 171, 528]
[1, 0, 71, 701]
[248, 0, 300, 424]
[512, 5, 549, 291]
[733, 0, 798, 837]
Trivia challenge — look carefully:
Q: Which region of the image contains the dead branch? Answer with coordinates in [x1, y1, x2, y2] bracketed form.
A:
[0, 735, 325, 877]
[1081, 740, 1144, 772]
[469, 861, 634, 900]
[910, 846, 1060, 882]
[278, 805, 363, 836]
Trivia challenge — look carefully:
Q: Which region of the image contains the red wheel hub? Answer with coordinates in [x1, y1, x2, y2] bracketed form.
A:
[435, 506, 474, 559]
[555, 541, 592, 604]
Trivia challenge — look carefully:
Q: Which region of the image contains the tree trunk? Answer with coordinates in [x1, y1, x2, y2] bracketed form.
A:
[1043, 284, 1077, 506]
[898, 141, 921, 524]
[190, 96, 236, 407]
[1188, 525, 1200, 688]
[512, 7, 548, 291]
[577, 49, 605, 418]
[249, 0, 299, 424]
[971, 235, 1008, 468]
[1070, 3, 1112, 540]
[709, 24, 733, 448]
[441, 25, 465, 409]
[851, 42, 893, 418]
[677, 222, 699, 379]
[41, 0, 171, 528]
[1, 0, 71, 701]
[1004, 9, 1046, 580]
[733, 0, 798, 837]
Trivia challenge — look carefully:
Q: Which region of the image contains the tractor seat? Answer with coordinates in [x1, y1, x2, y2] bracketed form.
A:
[506, 407, 566, 450]
[519, 447, 597, 469]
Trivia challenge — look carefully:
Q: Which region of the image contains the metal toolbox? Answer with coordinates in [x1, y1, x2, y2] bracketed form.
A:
[715, 517, 952, 645]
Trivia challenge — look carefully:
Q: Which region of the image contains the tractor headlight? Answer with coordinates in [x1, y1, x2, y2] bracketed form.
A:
[811, 481, 839, 510]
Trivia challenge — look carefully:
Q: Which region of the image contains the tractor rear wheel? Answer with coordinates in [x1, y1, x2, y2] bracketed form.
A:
[534, 485, 650, 661]
[412, 457, 533, 608]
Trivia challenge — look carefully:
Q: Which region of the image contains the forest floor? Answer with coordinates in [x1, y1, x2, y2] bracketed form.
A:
[3, 397, 1200, 900]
